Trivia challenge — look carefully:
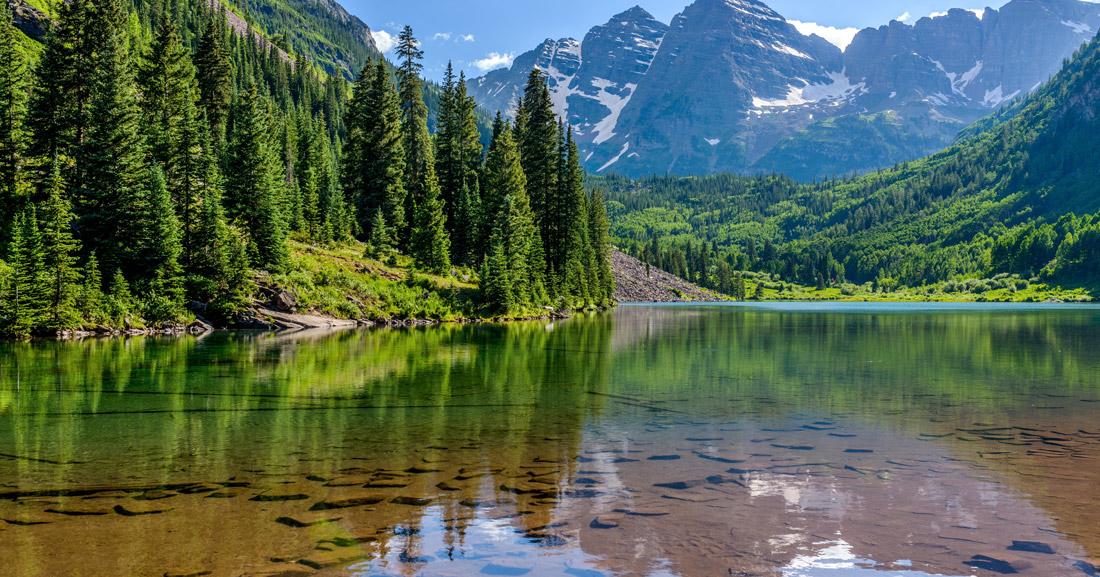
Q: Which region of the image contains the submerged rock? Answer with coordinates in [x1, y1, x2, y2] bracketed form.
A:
[391, 496, 432, 506]
[589, 517, 619, 529]
[250, 493, 310, 502]
[114, 504, 169, 516]
[298, 551, 369, 570]
[964, 555, 1027, 574]
[309, 496, 385, 510]
[275, 515, 341, 528]
[1008, 541, 1055, 554]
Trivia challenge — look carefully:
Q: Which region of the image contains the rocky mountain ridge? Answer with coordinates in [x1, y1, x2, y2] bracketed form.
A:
[469, 0, 1100, 180]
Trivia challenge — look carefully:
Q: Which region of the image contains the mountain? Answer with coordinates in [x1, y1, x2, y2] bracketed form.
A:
[470, 0, 1100, 180]
[228, 0, 381, 79]
[603, 29, 1100, 292]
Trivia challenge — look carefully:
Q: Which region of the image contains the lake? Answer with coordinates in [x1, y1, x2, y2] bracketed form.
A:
[1, 303, 1099, 577]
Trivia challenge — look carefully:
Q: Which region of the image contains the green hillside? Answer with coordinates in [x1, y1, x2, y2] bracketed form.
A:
[605, 33, 1100, 298]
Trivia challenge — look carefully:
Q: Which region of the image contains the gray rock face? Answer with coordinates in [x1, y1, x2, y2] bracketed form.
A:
[469, 0, 1100, 179]
[471, 38, 582, 117]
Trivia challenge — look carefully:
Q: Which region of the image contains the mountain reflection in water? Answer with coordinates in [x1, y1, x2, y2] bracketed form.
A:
[1, 303, 1098, 577]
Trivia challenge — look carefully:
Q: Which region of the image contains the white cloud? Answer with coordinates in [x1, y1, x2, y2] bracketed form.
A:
[472, 52, 515, 72]
[433, 32, 452, 41]
[371, 29, 397, 53]
[789, 20, 860, 50]
[896, 11, 912, 22]
[461, 34, 476, 42]
[930, 8, 986, 19]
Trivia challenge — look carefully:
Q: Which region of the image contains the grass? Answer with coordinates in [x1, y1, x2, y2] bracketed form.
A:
[741, 275, 1094, 304]
[263, 238, 483, 322]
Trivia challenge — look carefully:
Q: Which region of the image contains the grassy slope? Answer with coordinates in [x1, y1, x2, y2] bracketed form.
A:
[266, 239, 480, 322]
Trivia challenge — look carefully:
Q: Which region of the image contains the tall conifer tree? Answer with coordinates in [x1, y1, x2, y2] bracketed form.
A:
[480, 123, 545, 310]
[225, 83, 289, 271]
[515, 69, 559, 252]
[343, 60, 406, 238]
[397, 26, 449, 272]
[80, 0, 152, 279]
[0, 0, 27, 245]
[588, 188, 615, 305]
[39, 161, 82, 330]
[195, 8, 232, 148]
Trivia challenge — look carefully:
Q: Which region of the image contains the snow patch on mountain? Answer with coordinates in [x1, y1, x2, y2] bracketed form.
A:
[772, 42, 811, 59]
[587, 79, 637, 145]
[752, 71, 864, 109]
[1062, 20, 1093, 34]
[598, 141, 631, 172]
[983, 85, 1021, 107]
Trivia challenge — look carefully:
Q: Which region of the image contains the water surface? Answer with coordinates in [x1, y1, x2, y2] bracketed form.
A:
[1, 303, 1099, 577]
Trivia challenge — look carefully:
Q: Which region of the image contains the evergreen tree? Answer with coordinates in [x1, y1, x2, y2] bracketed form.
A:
[480, 123, 545, 310]
[38, 161, 82, 331]
[296, 114, 323, 237]
[136, 167, 185, 321]
[436, 68, 484, 265]
[171, 104, 219, 272]
[195, 8, 232, 148]
[0, 0, 27, 246]
[78, 252, 106, 326]
[396, 26, 449, 272]
[452, 179, 482, 266]
[515, 69, 559, 250]
[5, 207, 45, 335]
[79, 0, 152, 280]
[139, 12, 197, 169]
[557, 127, 592, 304]
[588, 188, 615, 305]
[480, 236, 511, 313]
[364, 209, 393, 261]
[26, 0, 96, 192]
[343, 60, 405, 239]
[225, 83, 289, 271]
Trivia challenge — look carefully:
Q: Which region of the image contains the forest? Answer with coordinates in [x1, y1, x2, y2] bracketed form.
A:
[0, 0, 614, 337]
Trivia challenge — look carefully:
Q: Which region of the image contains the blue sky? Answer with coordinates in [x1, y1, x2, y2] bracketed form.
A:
[346, 0, 1018, 80]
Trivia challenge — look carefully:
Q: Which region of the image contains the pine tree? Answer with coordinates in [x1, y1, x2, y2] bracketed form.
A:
[79, 0, 152, 280]
[0, 0, 27, 246]
[136, 167, 185, 322]
[139, 12, 197, 169]
[38, 161, 82, 331]
[435, 62, 461, 214]
[105, 268, 135, 326]
[5, 207, 45, 335]
[452, 179, 482, 266]
[364, 209, 393, 261]
[436, 69, 484, 266]
[26, 0, 97, 196]
[557, 127, 592, 304]
[225, 83, 289, 271]
[78, 252, 106, 326]
[297, 114, 322, 237]
[195, 8, 232, 148]
[588, 188, 615, 305]
[343, 60, 406, 239]
[515, 69, 559, 249]
[480, 123, 545, 310]
[171, 104, 219, 272]
[480, 235, 512, 313]
[397, 27, 450, 272]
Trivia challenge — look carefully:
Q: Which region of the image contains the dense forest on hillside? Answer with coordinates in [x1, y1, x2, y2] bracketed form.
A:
[0, 0, 613, 337]
[604, 34, 1100, 300]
